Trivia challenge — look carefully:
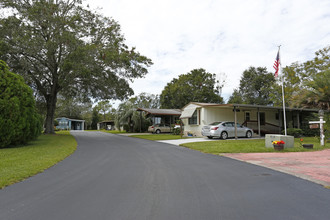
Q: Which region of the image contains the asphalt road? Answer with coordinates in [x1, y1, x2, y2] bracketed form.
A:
[1, 131, 330, 220]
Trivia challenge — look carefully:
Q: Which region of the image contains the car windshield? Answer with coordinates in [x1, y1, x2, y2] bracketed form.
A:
[209, 122, 221, 125]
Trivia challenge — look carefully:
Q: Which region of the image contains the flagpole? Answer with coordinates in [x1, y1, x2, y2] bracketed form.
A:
[278, 46, 287, 136]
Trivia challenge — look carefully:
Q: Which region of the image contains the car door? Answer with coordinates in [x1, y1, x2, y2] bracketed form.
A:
[223, 122, 235, 137]
[158, 124, 164, 132]
[164, 124, 171, 133]
[236, 123, 245, 137]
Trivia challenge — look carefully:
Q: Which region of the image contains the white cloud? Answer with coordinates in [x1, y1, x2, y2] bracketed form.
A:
[86, 0, 330, 103]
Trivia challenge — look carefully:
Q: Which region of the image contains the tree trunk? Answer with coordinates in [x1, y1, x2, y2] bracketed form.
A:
[128, 116, 134, 133]
[44, 94, 58, 134]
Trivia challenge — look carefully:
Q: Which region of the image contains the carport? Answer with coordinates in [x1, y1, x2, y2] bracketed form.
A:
[136, 108, 182, 132]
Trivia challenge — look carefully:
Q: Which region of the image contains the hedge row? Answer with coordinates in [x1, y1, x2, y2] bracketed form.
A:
[0, 60, 42, 148]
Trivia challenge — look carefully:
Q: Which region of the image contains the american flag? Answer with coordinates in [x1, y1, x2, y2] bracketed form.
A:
[273, 50, 280, 77]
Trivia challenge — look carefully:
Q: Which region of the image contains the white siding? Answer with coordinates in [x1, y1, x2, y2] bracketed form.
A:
[203, 107, 232, 124]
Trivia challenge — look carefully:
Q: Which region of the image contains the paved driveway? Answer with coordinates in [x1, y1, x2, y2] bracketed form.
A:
[1, 131, 330, 220]
[224, 150, 330, 187]
[160, 137, 330, 187]
[157, 137, 261, 145]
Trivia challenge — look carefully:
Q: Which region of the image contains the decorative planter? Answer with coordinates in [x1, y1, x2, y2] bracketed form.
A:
[273, 144, 284, 151]
[302, 144, 314, 149]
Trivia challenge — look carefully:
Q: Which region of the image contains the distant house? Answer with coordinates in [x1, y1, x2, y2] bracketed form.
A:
[180, 102, 318, 137]
[137, 108, 182, 125]
[136, 108, 182, 132]
[56, 117, 85, 131]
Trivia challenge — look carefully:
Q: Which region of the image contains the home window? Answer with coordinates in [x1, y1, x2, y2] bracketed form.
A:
[188, 110, 198, 125]
[275, 113, 279, 120]
[153, 117, 161, 124]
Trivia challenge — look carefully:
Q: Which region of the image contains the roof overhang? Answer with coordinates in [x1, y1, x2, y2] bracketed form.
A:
[56, 117, 85, 122]
[182, 102, 320, 112]
[137, 108, 182, 116]
[180, 106, 197, 119]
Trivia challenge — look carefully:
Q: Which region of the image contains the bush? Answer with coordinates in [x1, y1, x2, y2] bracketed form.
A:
[54, 119, 59, 127]
[0, 60, 42, 148]
[284, 128, 303, 137]
[123, 124, 130, 132]
[302, 127, 319, 137]
[172, 127, 181, 135]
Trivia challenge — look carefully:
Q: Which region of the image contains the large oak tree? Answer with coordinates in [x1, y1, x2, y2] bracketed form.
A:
[228, 66, 275, 105]
[160, 68, 223, 109]
[0, 0, 152, 133]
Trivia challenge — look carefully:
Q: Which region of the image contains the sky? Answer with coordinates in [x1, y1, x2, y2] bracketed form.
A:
[85, 0, 330, 104]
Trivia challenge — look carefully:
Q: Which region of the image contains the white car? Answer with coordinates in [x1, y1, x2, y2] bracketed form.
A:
[201, 121, 253, 139]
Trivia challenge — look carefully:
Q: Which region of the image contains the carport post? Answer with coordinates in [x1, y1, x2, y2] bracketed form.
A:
[234, 106, 238, 140]
[180, 119, 183, 138]
[257, 108, 261, 137]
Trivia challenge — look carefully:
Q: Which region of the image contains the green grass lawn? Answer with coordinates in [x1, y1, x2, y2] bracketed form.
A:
[0, 131, 77, 189]
[130, 134, 189, 141]
[181, 137, 330, 154]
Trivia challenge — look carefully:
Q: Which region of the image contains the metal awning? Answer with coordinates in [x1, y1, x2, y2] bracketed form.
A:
[180, 106, 197, 119]
[136, 108, 182, 116]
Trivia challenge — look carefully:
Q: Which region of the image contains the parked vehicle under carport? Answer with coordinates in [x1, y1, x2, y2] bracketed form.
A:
[148, 124, 171, 134]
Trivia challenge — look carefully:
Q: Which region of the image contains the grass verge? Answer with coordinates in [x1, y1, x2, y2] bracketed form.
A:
[0, 131, 77, 189]
[181, 137, 330, 154]
[130, 134, 189, 141]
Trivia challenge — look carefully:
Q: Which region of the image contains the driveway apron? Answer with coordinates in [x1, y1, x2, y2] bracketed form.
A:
[0, 131, 330, 220]
[224, 150, 330, 186]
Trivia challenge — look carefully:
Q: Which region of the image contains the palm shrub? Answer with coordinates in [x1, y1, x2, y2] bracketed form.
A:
[0, 60, 42, 148]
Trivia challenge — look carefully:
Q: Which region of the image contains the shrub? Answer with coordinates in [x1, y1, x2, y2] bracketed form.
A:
[302, 127, 319, 137]
[284, 128, 303, 137]
[0, 60, 42, 148]
[123, 124, 130, 132]
[54, 119, 59, 127]
[172, 127, 181, 135]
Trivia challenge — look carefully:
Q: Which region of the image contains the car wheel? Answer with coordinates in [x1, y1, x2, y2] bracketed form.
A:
[155, 129, 161, 134]
[220, 131, 228, 140]
[246, 131, 252, 138]
[207, 136, 213, 139]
